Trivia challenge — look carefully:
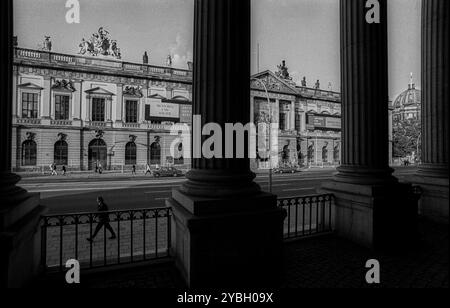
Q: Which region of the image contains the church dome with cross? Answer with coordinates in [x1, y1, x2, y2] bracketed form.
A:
[392, 74, 422, 121]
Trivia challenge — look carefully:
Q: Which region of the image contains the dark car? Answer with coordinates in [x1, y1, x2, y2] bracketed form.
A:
[153, 167, 184, 178]
[273, 166, 301, 174]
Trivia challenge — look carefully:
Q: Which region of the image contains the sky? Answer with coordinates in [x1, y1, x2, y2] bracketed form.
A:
[14, 0, 421, 100]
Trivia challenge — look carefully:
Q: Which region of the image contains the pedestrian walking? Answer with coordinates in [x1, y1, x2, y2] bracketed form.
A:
[98, 162, 103, 174]
[87, 196, 116, 242]
[50, 163, 58, 176]
[62, 165, 67, 175]
[145, 163, 152, 176]
[95, 161, 99, 173]
[132, 164, 136, 175]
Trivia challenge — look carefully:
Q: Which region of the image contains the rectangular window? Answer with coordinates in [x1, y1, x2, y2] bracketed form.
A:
[145, 105, 151, 121]
[55, 95, 70, 120]
[279, 113, 286, 130]
[126, 100, 138, 123]
[295, 114, 301, 131]
[22, 92, 39, 119]
[92, 97, 105, 122]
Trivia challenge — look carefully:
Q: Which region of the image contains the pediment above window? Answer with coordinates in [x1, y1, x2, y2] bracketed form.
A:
[18, 82, 44, 90]
[85, 87, 116, 96]
[148, 93, 167, 100]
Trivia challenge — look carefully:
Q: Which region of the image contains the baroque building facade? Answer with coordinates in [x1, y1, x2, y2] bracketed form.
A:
[12, 45, 341, 172]
[12, 46, 193, 172]
[250, 65, 341, 170]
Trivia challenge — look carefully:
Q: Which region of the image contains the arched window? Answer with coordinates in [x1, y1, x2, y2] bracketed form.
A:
[88, 139, 107, 171]
[125, 142, 137, 165]
[174, 143, 184, 165]
[150, 141, 161, 165]
[54, 140, 68, 166]
[22, 140, 37, 166]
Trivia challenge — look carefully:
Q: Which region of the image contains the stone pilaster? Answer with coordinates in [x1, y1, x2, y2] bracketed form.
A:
[0, 0, 46, 287]
[413, 0, 449, 223]
[115, 83, 123, 123]
[72, 80, 82, 120]
[41, 77, 51, 119]
[168, 0, 284, 287]
[321, 0, 418, 250]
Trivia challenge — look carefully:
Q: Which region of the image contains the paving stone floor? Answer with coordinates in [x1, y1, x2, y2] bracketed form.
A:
[36, 218, 448, 288]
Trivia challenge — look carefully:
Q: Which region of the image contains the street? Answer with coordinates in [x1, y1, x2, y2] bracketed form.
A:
[19, 167, 417, 214]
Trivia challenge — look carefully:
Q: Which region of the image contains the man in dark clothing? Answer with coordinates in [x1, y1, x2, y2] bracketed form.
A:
[87, 196, 116, 242]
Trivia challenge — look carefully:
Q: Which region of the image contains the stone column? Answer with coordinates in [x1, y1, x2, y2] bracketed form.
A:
[321, 0, 418, 250]
[0, 0, 46, 287]
[413, 0, 449, 223]
[168, 0, 285, 288]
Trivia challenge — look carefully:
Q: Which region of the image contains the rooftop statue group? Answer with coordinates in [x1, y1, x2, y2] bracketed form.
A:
[78, 27, 121, 59]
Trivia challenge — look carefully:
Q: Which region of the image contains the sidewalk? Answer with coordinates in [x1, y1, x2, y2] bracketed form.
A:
[18, 171, 178, 183]
[19, 167, 336, 181]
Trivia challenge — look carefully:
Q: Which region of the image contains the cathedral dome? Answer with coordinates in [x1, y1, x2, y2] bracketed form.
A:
[392, 75, 422, 121]
[393, 81, 421, 110]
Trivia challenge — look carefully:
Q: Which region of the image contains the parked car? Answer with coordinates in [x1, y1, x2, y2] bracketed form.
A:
[273, 166, 301, 174]
[153, 167, 184, 178]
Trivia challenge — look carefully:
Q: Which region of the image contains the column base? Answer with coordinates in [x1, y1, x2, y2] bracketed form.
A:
[167, 190, 286, 288]
[320, 181, 419, 251]
[411, 174, 449, 224]
[0, 192, 47, 288]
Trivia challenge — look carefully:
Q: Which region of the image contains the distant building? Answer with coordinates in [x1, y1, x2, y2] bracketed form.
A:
[251, 61, 342, 169]
[391, 75, 422, 164]
[392, 76, 422, 122]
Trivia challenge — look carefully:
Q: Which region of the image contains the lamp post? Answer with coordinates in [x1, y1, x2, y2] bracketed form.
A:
[251, 77, 273, 193]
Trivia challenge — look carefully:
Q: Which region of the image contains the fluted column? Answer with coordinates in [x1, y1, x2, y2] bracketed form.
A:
[321, 0, 419, 250]
[0, 0, 27, 204]
[169, 0, 284, 287]
[1, 0, 46, 288]
[418, 0, 449, 178]
[181, 0, 259, 197]
[412, 0, 449, 223]
[335, 0, 395, 185]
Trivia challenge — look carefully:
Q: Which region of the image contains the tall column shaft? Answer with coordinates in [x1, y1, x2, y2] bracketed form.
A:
[182, 0, 259, 197]
[1, 0, 46, 287]
[321, 0, 419, 250]
[0, 0, 26, 203]
[169, 0, 284, 287]
[336, 0, 395, 185]
[419, 0, 449, 178]
[413, 0, 449, 223]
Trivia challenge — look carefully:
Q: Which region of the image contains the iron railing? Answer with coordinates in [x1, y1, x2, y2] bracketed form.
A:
[277, 194, 334, 240]
[40, 207, 171, 272]
[41, 194, 334, 272]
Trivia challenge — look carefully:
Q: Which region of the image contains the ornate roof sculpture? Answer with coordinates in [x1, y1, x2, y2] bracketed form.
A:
[123, 85, 143, 97]
[276, 60, 292, 80]
[52, 79, 76, 92]
[78, 27, 121, 59]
